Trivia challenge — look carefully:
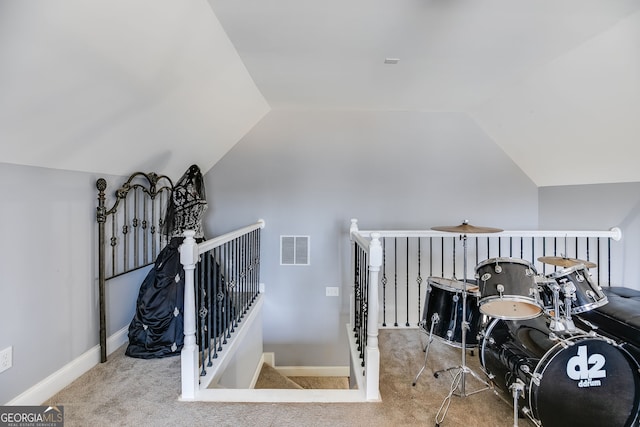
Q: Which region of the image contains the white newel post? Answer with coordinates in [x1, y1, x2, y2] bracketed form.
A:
[180, 230, 199, 400]
[366, 232, 382, 401]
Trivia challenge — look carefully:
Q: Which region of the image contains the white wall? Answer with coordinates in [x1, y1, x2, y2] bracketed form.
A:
[0, 163, 142, 404]
[203, 109, 540, 366]
[539, 182, 640, 289]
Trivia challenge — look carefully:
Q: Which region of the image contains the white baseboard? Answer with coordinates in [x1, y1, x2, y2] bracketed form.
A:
[259, 351, 349, 377]
[262, 352, 275, 367]
[8, 326, 129, 405]
[275, 365, 350, 377]
[247, 352, 272, 389]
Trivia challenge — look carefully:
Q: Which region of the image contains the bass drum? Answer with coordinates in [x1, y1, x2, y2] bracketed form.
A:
[480, 315, 640, 427]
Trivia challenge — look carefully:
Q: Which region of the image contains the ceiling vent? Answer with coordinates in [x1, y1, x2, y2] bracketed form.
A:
[281, 236, 310, 266]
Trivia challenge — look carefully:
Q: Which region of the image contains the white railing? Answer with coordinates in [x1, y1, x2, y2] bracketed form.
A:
[349, 218, 623, 401]
[179, 220, 265, 400]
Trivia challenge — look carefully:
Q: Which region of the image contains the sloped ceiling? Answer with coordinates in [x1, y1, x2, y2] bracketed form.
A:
[0, 0, 269, 179]
[209, 0, 640, 187]
[1, 0, 639, 187]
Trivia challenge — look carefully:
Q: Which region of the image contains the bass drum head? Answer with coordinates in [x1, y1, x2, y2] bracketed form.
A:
[532, 337, 640, 427]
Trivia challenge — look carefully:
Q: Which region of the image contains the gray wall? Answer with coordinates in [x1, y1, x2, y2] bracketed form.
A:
[0, 163, 141, 404]
[204, 110, 539, 366]
[3, 112, 638, 403]
[539, 182, 640, 289]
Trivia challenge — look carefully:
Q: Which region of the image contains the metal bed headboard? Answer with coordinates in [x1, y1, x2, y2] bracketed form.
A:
[96, 172, 173, 362]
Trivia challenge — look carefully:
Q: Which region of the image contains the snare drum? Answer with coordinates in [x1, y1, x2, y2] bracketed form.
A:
[547, 264, 608, 314]
[421, 277, 482, 348]
[475, 257, 542, 320]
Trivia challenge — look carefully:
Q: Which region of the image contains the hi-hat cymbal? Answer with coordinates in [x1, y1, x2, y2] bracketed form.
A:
[538, 256, 597, 269]
[431, 221, 503, 234]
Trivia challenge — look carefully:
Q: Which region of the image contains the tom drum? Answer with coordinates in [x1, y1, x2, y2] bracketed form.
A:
[420, 277, 483, 348]
[546, 264, 608, 314]
[475, 257, 543, 320]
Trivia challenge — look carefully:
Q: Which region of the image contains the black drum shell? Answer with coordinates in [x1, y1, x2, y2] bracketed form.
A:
[475, 257, 542, 320]
[481, 315, 640, 427]
[546, 265, 608, 314]
[422, 277, 482, 348]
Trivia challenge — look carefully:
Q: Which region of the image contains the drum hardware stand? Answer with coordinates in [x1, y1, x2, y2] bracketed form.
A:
[433, 233, 491, 398]
[562, 284, 577, 331]
[509, 379, 525, 427]
[548, 283, 577, 332]
[412, 313, 439, 386]
[430, 221, 501, 427]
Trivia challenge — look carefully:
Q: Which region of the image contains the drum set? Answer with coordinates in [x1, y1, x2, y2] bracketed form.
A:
[411, 221, 640, 427]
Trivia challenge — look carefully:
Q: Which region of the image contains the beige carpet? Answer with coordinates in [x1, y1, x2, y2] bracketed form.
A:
[254, 363, 303, 389]
[44, 329, 529, 427]
[253, 363, 350, 390]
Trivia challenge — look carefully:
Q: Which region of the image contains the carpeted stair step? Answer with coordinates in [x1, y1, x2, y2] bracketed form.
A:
[287, 376, 350, 389]
[254, 363, 303, 389]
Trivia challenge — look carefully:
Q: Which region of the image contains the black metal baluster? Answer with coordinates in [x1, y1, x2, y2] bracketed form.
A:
[406, 237, 410, 327]
[452, 237, 456, 279]
[222, 242, 229, 344]
[214, 246, 222, 355]
[486, 238, 489, 261]
[393, 237, 398, 327]
[429, 237, 433, 278]
[362, 250, 368, 368]
[608, 238, 611, 285]
[382, 238, 387, 327]
[197, 258, 207, 376]
[206, 252, 213, 367]
[530, 238, 534, 267]
[440, 238, 444, 277]
[416, 238, 422, 326]
[597, 237, 601, 286]
[475, 237, 479, 266]
[554, 238, 558, 272]
[354, 244, 361, 338]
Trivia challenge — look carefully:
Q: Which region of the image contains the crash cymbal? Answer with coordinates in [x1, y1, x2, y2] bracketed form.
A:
[537, 256, 597, 269]
[431, 221, 503, 234]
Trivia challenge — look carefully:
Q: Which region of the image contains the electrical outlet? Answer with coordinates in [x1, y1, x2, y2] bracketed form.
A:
[326, 287, 340, 297]
[0, 346, 12, 373]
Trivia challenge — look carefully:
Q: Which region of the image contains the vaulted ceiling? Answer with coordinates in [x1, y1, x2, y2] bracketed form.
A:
[2, 0, 639, 186]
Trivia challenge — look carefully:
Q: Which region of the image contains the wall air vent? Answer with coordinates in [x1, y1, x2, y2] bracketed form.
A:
[280, 235, 310, 266]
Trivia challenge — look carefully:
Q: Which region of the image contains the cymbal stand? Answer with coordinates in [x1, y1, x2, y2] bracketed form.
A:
[412, 313, 439, 386]
[434, 233, 490, 425]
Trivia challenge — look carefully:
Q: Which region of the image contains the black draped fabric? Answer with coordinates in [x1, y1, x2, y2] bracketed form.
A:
[125, 165, 207, 359]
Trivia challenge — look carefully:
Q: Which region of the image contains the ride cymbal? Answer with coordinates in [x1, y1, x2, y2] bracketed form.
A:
[431, 221, 503, 234]
[537, 256, 597, 269]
